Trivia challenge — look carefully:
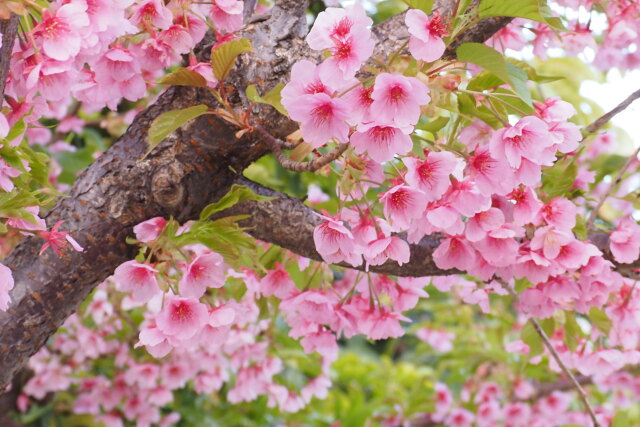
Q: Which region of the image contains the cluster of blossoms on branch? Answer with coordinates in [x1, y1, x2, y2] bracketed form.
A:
[5, 0, 640, 425]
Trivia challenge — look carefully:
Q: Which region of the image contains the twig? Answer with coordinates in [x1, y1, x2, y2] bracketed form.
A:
[531, 375, 593, 400]
[585, 88, 640, 134]
[529, 318, 601, 427]
[586, 145, 640, 229]
[255, 125, 349, 173]
[497, 280, 602, 427]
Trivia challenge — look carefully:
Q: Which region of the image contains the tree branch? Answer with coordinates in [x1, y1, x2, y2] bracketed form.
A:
[0, 14, 19, 100]
[0, 3, 516, 391]
[257, 125, 349, 173]
[218, 178, 640, 279]
[529, 317, 601, 427]
[586, 145, 640, 229]
[0, 1, 312, 391]
[585, 88, 640, 134]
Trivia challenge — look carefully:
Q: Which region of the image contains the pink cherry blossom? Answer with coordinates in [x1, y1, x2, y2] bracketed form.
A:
[133, 217, 167, 243]
[156, 295, 209, 340]
[508, 186, 543, 226]
[307, 184, 330, 205]
[94, 47, 141, 83]
[306, 3, 373, 51]
[405, 9, 448, 62]
[433, 235, 477, 271]
[281, 60, 335, 111]
[342, 84, 374, 125]
[37, 221, 84, 256]
[0, 263, 14, 311]
[313, 216, 361, 266]
[286, 93, 350, 147]
[0, 158, 22, 192]
[370, 73, 430, 128]
[113, 261, 160, 303]
[209, 0, 243, 32]
[530, 226, 574, 260]
[610, 216, 640, 263]
[158, 24, 194, 55]
[465, 208, 505, 242]
[320, 28, 374, 83]
[261, 262, 296, 299]
[179, 252, 226, 298]
[350, 123, 412, 163]
[489, 116, 553, 168]
[539, 197, 577, 230]
[403, 151, 460, 202]
[379, 185, 427, 230]
[364, 236, 410, 267]
[131, 0, 173, 30]
[359, 307, 409, 340]
[187, 61, 218, 88]
[33, 2, 90, 61]
[0, 113, 9, 138]
[416, 328, 454, 352]
[466, 146, 515, 196]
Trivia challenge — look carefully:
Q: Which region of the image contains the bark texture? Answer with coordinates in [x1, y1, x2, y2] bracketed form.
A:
[0, 14, 18, 99]
[0, 2, 516, 391]
[0, 0, 311, 390]
[221, 179, 637, 278]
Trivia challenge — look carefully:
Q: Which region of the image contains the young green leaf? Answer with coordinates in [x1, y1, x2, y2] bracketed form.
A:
[245, 83, 287, 116]
[211, 38, 253, 81]
[589, 307, 612, 334]
[199, 184, 276, 220]
[478, 0, 565, 30]
[147, 105, 209, 152]
[457, 43, 532, 106]
[158, 68, 208, 88]
[406, 0, 434, 14]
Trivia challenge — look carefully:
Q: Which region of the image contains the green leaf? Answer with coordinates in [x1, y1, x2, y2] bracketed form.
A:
[211, 38, 252, 81]
[478, 0, 565, 30]
[573, 215, 587, 240]
[457, 43, 532, 106]
[417, 116, 449, 133]
[467, 71, 505, 91]
[612, 410, 629, 427]
[246, 83, 287, 116]
[147, 105, 208, 151]
[406, 0, 434, 14]
[158, 68, 208, 88]
[199, 184, 276, 220]
[5, 118, 25, 143]
[542, 161, 577, 199]
[589, 307, 612, 334]
[564, 311, 582, 351]
[515, 277, 533, 293]
[541, 317, 555, 337]
[521, 320, 544, 357]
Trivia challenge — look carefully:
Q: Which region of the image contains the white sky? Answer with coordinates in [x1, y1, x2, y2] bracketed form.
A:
[580, 70, 640, 152]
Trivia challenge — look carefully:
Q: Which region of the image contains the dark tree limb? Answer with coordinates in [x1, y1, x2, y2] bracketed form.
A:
[0, 14, 19, 100]
[0, 3, 516, 391]
[219, 177, 458, 277]
[584, 88, 640, 134]
[221, 178, 638, 278]
[0, 0, 312, 391]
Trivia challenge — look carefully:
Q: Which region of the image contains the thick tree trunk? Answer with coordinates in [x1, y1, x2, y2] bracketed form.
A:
[0, 2, 515, 391]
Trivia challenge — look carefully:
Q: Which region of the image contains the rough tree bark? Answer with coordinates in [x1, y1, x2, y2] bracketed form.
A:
[221, 178, 639, 278]
[0, 2, 522, 391]
[0, 14, 18, 99]
[0, 0, 311, 391]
